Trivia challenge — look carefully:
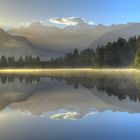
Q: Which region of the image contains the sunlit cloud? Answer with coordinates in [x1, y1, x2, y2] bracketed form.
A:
[49, 17, 96, 26]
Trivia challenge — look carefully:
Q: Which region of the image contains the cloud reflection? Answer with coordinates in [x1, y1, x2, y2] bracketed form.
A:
[50, 112, 81, 120]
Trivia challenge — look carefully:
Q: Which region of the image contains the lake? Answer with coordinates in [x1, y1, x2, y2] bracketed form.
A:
[0, 69, 140, 140]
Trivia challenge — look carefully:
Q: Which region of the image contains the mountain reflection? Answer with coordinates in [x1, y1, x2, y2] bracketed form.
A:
[0, 71, 140, 114]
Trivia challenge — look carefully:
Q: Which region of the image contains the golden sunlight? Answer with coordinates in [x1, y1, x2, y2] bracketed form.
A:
[0, 68, 138, 74]
[0, 19, 7, 26]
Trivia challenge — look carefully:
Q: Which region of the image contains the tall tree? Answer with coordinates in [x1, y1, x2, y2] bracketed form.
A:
[1, 56, 7, 67]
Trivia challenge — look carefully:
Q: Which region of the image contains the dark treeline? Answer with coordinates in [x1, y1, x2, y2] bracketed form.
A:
[48, 36, 140, 68]
[1, 36, 140, 68]
[0, 55, 42, 68]
[0, 74, 40, 84]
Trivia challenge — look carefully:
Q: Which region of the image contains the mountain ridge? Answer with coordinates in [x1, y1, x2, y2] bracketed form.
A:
[89, 23, 140, 49]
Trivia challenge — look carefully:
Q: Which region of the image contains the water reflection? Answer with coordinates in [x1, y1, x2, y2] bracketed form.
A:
[1, 71, 139, 101]
[47, 72, 140, 102]
[0, 74, 40, 84]
[0, 71, 140, 140]
[0, 71, 139, 115]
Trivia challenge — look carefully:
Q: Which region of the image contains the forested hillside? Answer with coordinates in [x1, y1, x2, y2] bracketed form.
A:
[48, 36, 140, 68]
[0, 36, 140, 68]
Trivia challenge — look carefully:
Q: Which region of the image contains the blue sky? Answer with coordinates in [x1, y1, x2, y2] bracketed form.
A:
[0, 0, 140, 27]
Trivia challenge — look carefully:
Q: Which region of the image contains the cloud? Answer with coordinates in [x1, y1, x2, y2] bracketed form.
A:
[50, 112, 81, 120]
[49, 17, 95, 26]
[49, 111, 98, 120]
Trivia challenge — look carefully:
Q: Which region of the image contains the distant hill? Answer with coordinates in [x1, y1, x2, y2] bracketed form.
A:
[89, 23, 140, 49]
[0, 28, 53, 59]
[2, 22, 140, 60]
[8, 22, 127, 55]
[0, 28, 35, 57]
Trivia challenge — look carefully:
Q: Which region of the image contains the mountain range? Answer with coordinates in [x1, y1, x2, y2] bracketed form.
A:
[0, 22, 140, 59]
[0, 28, 43, 59]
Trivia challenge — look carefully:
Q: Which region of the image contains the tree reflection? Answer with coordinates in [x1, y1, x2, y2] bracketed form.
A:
[0, 72, 140, 103]
[46, 72, 140, 102]
[0, 74, 40, 84]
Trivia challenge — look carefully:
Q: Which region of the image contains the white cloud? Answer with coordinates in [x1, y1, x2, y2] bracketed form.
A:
[49, 17, 96, 26]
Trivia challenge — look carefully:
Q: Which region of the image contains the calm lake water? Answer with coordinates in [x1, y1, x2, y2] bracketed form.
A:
[0, 70, 140, 140]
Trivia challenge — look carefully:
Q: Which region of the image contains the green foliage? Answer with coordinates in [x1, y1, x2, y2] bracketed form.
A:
[1, 56, 7, 66]
[135, 48, 140, 66]
[0, 55, 41, 68]
[47, 36, 140, 68]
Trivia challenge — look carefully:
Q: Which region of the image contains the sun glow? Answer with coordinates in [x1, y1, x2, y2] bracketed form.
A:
[0, 19, 7, 26]
[0, 68, 138, 74]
